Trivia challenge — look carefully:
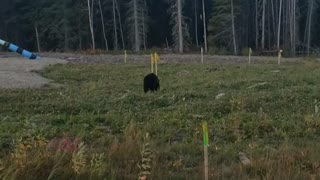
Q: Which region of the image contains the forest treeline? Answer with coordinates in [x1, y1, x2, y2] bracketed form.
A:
[0, 0, 319, 56]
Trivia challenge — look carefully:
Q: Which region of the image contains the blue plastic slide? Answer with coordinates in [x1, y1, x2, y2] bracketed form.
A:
[0, 39, 40, 60]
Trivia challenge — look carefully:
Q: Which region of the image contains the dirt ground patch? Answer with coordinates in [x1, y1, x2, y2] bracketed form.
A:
[0, 56, 67, 89]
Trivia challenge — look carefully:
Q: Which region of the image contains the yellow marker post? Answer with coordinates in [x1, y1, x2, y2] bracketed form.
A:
[154, 52, 159, 75]
[154, 52, 159, 62]
[248, 48, 252, 64]
[202, 121, 209, 180]
[150, 53, 154, 73]
[124, 50, 127, 63]
[278, 50, 283, 65]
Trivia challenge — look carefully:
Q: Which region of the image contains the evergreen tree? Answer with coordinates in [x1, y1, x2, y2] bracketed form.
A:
[126, 0, 148, 52]
[208, 0, 240, 54]
[168, 0, 190, 53]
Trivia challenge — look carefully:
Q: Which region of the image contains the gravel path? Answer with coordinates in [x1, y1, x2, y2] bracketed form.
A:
[39, 52, 304, 64]
[0, 55, 67, 89]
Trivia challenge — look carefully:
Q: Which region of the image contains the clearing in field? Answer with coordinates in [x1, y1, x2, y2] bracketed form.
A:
[1, 57, 320, 179]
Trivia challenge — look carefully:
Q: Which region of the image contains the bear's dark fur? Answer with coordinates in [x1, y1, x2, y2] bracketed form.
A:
[143, 73, 160, 93]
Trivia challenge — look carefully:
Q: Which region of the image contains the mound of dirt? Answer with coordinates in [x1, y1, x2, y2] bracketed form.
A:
[0, 57, 67, 89]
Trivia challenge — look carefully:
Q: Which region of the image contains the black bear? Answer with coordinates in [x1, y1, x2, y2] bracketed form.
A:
[143, 73, 160, 93]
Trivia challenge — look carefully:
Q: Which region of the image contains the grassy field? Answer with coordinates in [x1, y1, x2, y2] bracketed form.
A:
[1, 59, 320, 179]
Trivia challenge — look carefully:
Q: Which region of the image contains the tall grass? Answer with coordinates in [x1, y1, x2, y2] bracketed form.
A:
[1, 59, 320, 179]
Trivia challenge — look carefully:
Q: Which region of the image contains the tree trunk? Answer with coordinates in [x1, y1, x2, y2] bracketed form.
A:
[35, 24, 41, 52]
[277, 0, 283, 49]
[133, 0, 140, 52]
[261, 0, 266, 49]
[178, 0, 183, 53]
[142, 13, 146, 51]
[267, 0, 271, 49]
[255, 0, 259, 49]
[283, 0, 289, 52]
[115, 0, 125, 49]
[306, 0, 314, 56]
[292, 0, 296, 55]
[194, 0, 199, 47]
[288, 0, 296, 56]
[87, 0, 95, 50]
[166, 37, 169, 48]
[271, 0, 276, 41]
[202, 0, 207, 53]
[98, 0, 109, 51]
[78, 16, 82, 50]
[142, 0, 147, 51]
[113, 0, 118, 50]
[231, 0, 237, 55]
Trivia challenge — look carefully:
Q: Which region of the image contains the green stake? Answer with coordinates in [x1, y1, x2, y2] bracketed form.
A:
[202, 121, 209, 147]
[202, 121, 209, 180]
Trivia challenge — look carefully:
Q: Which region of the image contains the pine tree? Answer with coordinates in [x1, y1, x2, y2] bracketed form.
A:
[208, 0, 234, 53]
[168, 0, 190, 53]
[126, 0, 148, 52]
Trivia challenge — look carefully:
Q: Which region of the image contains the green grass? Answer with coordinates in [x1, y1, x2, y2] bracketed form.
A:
[1, 60, 320, 179]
